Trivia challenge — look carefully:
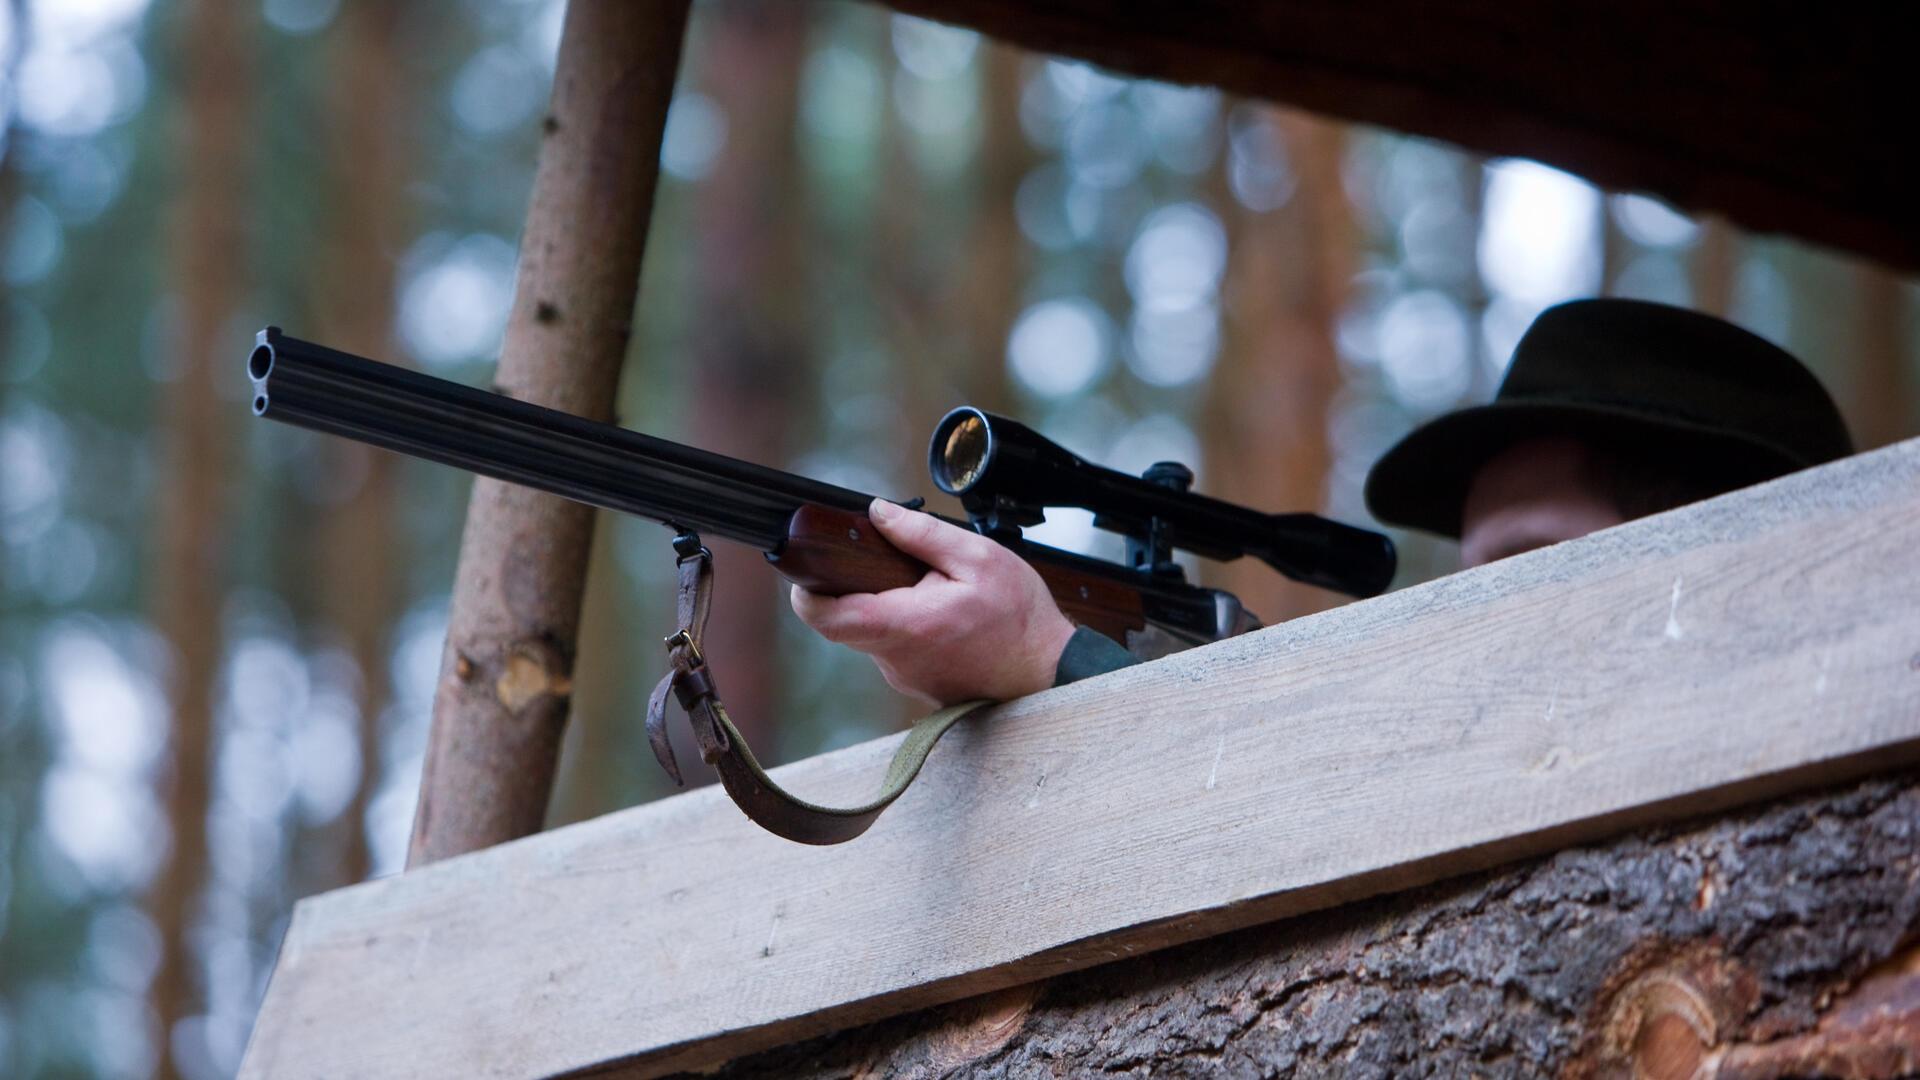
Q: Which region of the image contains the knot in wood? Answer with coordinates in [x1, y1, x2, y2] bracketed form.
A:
[1629, 977, 1716, 1080]
[1575, 943, 1756, 1080]
[494, 638, 574, 715]
[920, 984, 1039, 1072]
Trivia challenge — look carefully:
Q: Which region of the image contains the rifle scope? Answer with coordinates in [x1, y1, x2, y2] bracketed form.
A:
[930, 407, 1396, 598]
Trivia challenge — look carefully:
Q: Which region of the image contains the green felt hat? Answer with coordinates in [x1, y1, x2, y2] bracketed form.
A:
[1364, 299, 1853, 539]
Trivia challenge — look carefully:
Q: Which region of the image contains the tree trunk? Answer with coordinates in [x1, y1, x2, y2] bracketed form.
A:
[703, 771, 1920, 1079]
[1691, 214, 1739, 318]
[310, 0, 407, 885]
[1203, 109, 1351, 624]
[1848, 266, 1912, 451]
[955, 43, 1027, 416]
[681, 0, 810, 765]
[408, 0, 690, 867]
[0, 0, 24, 395]
[149, 0, 249, 1072]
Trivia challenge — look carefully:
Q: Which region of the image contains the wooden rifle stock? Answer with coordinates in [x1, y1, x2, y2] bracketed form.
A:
[771, 505, 1148, 643]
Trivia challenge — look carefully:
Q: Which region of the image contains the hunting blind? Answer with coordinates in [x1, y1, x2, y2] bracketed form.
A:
[240, 3, 1919, 1077]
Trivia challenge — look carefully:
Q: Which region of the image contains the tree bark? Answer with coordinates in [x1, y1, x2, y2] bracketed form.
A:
[149, 0, 249, 1072]
[703, 771, 1920, 1079]
[1203, 109, 1351, 624]
[311, 0, 407, 884]
[408, 0, 690, 867]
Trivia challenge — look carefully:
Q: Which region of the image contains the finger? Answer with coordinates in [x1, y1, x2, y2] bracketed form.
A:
[866, 499, 996, 579]
[790, 584, 860, 631]
[790, 586, 921, 645]
[789, 583, 818, 621]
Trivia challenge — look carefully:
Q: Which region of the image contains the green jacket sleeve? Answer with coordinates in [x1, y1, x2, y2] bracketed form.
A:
[1052, 626, 1139, 687]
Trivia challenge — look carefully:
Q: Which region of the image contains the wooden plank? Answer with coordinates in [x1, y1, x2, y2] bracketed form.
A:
[240, 438, 1920, 1079]
[878, 0, 1916, 273]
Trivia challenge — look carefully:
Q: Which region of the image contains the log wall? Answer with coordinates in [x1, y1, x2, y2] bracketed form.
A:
[707, 772, 1919, 1078]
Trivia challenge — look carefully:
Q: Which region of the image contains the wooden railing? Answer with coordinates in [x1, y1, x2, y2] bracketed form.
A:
[240, 437, 1920, 1079]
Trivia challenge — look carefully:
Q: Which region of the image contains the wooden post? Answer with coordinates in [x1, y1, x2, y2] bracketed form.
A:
[150, 0, 249, 1073]
[408, 0, 691, 867]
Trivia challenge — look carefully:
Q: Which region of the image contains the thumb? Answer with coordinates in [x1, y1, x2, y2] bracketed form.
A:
[866, 498, 992, 579]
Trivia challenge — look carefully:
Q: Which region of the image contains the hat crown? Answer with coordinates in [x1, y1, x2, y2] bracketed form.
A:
[1495, 299, 1851, 464]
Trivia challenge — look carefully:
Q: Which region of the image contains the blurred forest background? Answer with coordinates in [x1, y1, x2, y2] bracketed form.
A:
[0, 0, 1914, 1077]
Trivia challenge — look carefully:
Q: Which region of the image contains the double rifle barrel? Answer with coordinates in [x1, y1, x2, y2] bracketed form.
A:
[248, 328, 869, 551]
[247, 329, 1369, 643]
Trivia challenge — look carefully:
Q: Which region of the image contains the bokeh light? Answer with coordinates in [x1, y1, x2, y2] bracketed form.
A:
[262, 0, 339, 37]
[1125, 202, 1226, 311]
[1611, 193, 1699, 249]
[450, 44, 543, 137]
[660, 90, 727, 182]
[397, 233, 517, 368]
[890, 14, 978, 80]
[1127, 303, 1219, 387]
[1008, 297, 1110, 398]
[1377, 289, 1472, 411]
[801, 42, 882, 144]
[1478, 158, 1602, 306]
[1227, 105, 1294, 212]
[1135, 82, 1218, 175]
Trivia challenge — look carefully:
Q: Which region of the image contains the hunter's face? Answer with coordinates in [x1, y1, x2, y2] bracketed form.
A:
[1458, 437, 1624, 569]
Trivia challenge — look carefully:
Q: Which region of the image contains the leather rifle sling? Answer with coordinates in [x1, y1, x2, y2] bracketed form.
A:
[645, 536, 991, 845]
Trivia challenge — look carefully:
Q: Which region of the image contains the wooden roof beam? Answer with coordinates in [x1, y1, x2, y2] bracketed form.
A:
[880, 0, 1916, 272]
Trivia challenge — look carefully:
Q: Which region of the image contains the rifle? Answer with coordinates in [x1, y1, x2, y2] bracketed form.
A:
[246, 327, 1396, 841]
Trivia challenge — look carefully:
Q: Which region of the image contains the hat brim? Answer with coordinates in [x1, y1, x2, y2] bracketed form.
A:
[1362, 402, 1807, 539]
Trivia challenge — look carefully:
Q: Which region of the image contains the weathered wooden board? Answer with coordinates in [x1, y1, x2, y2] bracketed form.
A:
[240, 438, 1920, 1079]
[880, 0, 1916, 273]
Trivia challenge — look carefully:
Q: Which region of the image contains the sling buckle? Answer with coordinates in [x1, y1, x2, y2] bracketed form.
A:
[663, 627, 704, 667]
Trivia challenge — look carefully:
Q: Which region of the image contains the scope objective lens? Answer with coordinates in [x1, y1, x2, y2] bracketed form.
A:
[938, 413, 990, 492]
